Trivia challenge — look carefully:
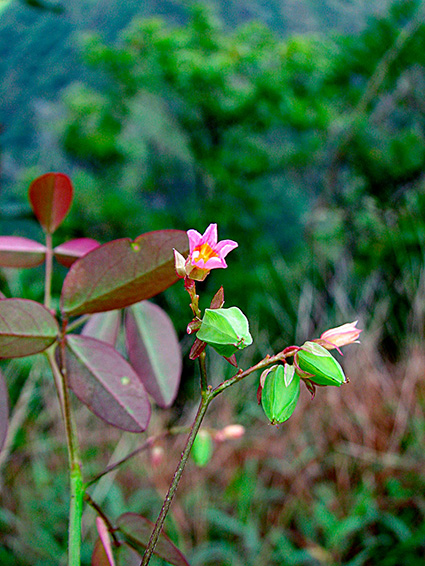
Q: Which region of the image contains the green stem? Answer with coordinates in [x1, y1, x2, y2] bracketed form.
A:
[44, 232, 53, 310]
[48, 339, 84, 566]
[139, 388, 214, 566]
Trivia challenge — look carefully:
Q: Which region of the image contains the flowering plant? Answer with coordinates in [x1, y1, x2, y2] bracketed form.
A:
[0, 174, 361, 566]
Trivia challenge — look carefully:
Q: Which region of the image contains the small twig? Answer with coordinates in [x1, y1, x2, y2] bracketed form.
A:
[85, 427, 190, 488]
[84, 493, 120, 547]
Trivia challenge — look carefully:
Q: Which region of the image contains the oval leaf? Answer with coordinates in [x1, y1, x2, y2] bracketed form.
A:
[54, 238, 100, 268]
[61, 231, 189, 317]
[0, 299, 59, 358]
[116, 545, 142, 566]
[0, 236, 46, 268]
[92, 540, 114, 566]
[28, 172, 74, 233]
[117, 513, 190, 566]
[93, 517, 116, 566]
[0, 369, 9, 452]
[125, 301, 181, 408]
[82, 310, 122, 346]
[64, 334, 151, 432]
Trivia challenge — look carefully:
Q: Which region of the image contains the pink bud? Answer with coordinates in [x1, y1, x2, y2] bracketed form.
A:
[150, 446, 165, 468]
[214, 424, 245, 442]
[319, 320, 362, 350]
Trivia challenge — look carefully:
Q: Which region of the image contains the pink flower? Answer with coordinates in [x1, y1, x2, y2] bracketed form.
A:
[319, 321, 362, 350]
[174, 224, 238, 281]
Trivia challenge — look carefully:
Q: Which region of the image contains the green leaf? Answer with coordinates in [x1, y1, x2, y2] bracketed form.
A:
[28, 172, 74, 234]
[64, 335, 151, 432]
[117, 513, 190, 566]
[296, 341, 347, 386]
[0, 299, 59, 358]
[192, 429, 213, 467]
[125, 301, 181, 408]
[261, 365, 300, 425]
[60, 230, 189, 317]
[196, 307, 252, 357]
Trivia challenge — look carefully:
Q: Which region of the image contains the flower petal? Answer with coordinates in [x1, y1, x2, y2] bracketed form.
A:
[215, 239, 238, 256]
[201, 223, 218, 246]
[187, 229, 203, 253]
[203, 256, 227, 269]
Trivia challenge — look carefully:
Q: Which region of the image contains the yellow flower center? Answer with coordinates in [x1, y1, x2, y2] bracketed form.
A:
[192, 243, 218, 264]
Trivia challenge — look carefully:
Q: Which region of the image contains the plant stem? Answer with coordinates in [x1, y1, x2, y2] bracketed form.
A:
[139, 388, 214, 566]
[44, 232, 53, 310]
[212, 351, 285, 398]
[138, 349, 287, 565]
[48, 339, 84, 566]
[198, 350, 208, 392]
[85, 427, 190, 489]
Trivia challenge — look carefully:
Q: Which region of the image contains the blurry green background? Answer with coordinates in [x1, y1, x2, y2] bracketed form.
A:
[1, 0, 425, 564]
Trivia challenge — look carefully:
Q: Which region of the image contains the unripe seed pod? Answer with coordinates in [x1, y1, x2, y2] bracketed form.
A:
[261, 364, 300, 425]
[295, 341, 347, 386]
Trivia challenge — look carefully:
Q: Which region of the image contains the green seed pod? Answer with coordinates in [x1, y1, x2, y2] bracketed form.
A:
[295, 341, 347, 386]
[192, 429, 213, 467]
[261, 364, 300, 425]
[196, 307, 253, 358]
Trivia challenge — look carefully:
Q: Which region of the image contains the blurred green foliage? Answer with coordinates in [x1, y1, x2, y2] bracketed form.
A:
[2, 0, 425, 564]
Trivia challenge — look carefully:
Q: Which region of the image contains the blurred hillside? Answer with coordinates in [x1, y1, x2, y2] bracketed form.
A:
[0, 0, 391, 175]
[1, 0, 425, 355]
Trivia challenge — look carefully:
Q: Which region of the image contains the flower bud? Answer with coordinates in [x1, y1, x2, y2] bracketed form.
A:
[295, 341, 347, 386]
[196, 307, 252, 358]
[214, 424, 245, 442]
[319, 321, 361, 350]
[150, 445, 165, 468]
[261, 364, 300, 425]
[173, 249, 187, 278]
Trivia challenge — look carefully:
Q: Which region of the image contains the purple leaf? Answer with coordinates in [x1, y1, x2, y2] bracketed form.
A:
[64, 335, 151, 432]
[82, 311, 122, 346]
[0, 236, 46, 268]
[0, 299, 59, 358]
[0, 369, 9, 452]
[92, 539, 115, 566]
[116, 545, 142, 566]
[54, 238, 100, 268]
[60, 230, 189, 317]
[125, 301, 182, 408]
[28, 172, 73, 233]
[93, 517, 116, 566]
[117, 513, 190, 566]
